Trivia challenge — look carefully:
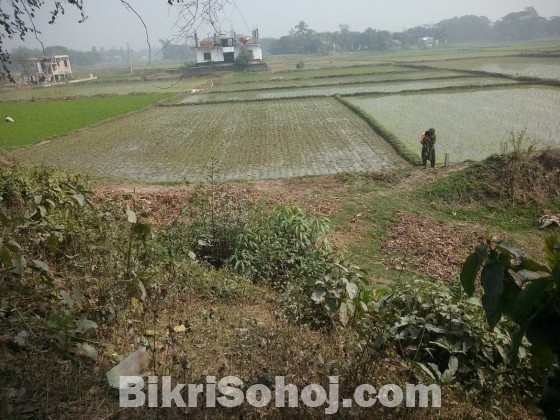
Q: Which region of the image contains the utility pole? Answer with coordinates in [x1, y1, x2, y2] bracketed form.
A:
[127, 42, 133, 73]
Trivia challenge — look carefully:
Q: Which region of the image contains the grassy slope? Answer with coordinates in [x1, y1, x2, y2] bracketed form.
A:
[329, 151, 560, 280]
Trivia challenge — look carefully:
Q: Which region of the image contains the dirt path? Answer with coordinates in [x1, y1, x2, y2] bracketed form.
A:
[393, 162, 470, 191]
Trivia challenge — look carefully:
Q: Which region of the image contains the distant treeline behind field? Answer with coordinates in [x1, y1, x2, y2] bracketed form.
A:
[9, 6, 560, 69]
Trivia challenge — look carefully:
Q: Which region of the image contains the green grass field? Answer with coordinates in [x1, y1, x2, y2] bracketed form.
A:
[0, 94, 171, 149]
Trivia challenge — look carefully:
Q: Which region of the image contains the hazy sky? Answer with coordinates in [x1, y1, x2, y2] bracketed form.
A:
[6, 0, 560, 51]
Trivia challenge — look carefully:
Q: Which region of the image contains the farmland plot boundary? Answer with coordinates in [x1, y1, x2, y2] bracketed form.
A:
[211, 75, 484, 94]
[334, 95, 421, 166]
[0, 92, 173, 104]
[399, 63, 560, 86]
[218, 68, 452, 88]
[335, 81, 524, 99]
[176, 79, 522, 106]
[220, 63, 409, 84]
[223, 68, 411, 85]
[179, 78, 521, 105]
[163, 94, 331, 107]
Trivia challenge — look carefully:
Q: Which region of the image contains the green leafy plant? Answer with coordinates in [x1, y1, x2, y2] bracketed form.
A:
[354, 278, 535, 400]
[311, 262, 371, 327]
[233, 205, 331, 282]
[0, 167, 104, 284]
[47, 284, 98, 356]
[232, 205, 371, 327]
[234, 48, 253, 69]
[460, 234, 560, 418]
[121, 201, 153, 302]
[186, 163, 252, 268]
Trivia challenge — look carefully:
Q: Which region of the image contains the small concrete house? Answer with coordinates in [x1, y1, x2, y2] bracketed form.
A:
[21, 55, 73, 84]
[195, 29, 263, 65]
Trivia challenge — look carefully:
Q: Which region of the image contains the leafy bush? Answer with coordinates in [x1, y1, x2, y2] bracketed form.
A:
[0, 166, 35, 207]
[0, 166, 107, 280]
[232, 205, 331, 283]
[0, 166, 108, 358]
[498, 131, 560, 206]
[186, 184, 253, 268]
[461, 234, 560, 418]
[232, 205, 370, 327]
[421, 134, 560, 208]
[354, 278, 536, 401]
[234, 48, 253, 69]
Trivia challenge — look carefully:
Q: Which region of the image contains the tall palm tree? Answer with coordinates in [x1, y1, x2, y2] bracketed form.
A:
[294, 21, 309, 37]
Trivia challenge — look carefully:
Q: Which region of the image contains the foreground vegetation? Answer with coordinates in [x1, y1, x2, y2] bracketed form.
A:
[1, 141, 558, 417]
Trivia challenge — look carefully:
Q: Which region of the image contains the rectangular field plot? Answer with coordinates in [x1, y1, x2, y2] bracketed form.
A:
[181, 77, 517, 104]
[0, 79, 204, 102]
[13, 98, 405, 182]
[213, 70, 466, 93]
[424, 56, 560, 81]
[0, 94, 171, 149]
[221, 64, 412, 84]
[346, 87, 560, 163]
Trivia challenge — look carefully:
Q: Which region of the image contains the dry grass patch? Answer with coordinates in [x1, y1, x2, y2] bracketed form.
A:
[381, 211, 483, 282]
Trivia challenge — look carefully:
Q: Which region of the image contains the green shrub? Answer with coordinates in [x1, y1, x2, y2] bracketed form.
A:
[0, 166, 35, 206]
[234, 49, 253, 69]
[232, 205, 331, 284]
[421, 136, 560, 208]
[355, 278, 536, 401]
[0, 166, 109, 278]
[185, 184, 253, 268]
[461, 235, 560, 417]
[232, 205, 370, 327]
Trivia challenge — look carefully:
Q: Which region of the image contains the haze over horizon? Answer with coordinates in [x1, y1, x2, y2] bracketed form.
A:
[5, 0, 560, 52]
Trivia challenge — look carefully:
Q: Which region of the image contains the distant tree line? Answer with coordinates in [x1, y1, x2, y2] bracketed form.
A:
[8, 40, 197, 73]
[10, 45, 132, 71]
[8, 6, 560, 72]
[267, 7, 560, 54]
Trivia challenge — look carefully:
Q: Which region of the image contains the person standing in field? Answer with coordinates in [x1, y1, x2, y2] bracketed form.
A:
[421, 128, 436, 168]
